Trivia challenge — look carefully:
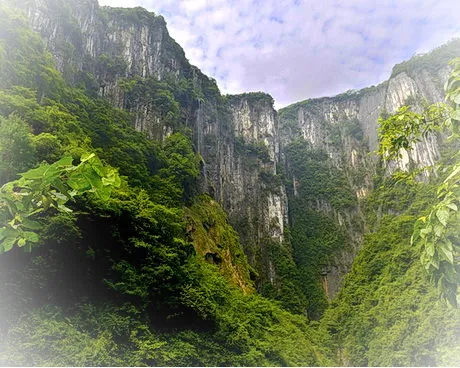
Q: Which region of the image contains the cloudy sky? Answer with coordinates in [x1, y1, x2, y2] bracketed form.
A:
[99, 0, 460, 108]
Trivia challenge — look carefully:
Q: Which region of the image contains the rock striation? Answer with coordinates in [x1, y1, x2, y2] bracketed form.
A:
[279, 46, 457, 297]
[12, 0, 287, 289]
[10, 0, 460, 302]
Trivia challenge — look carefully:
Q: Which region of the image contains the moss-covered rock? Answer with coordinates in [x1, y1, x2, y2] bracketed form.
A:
[185, 195, 254, 294]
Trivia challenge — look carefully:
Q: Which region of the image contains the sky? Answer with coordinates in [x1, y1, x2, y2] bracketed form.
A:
[98, 0, 460, 108]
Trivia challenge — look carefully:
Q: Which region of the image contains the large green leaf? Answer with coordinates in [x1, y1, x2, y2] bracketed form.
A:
[67, 171, 92, 193]
[24, 231, 40, 243]
[436, 209, 449, 227]
[1, 236, 16, 252]
[0, 152, 120, 253]
[21, 218, 42, 230]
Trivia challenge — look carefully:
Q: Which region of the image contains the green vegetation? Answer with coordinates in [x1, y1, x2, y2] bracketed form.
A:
[321, 211, 460, 366]
[341, 117, 364, 140]
[279, 89, 361, 114]
[378, 58, 460, 306]
[391, 38, 460, 78]
[0, 4, 327, 366]
[1, 1, 459, 366]
[319, 57, 460, 366]
[235, 136, 272, 163]
[257, 238, 308, 314]
[285, 139, 356, 210]
[290, 208, 346, 319]
[101, 6, 158, 25]
[282, 139, 356, 319]
[321, 176, 460, 366]
[0, 153, 120, 253]
[184, 195, 254, 294]
[225, 92, 275, 106]
[278, 83, 390, 117]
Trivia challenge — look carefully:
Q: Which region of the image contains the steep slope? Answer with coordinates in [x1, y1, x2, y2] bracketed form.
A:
[7, 0, 460, 316]
[279, 40, 460, 309]
[0, 5, 330, 366]
[10, 0, 290, 296]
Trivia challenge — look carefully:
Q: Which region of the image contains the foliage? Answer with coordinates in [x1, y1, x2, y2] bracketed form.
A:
[411, 164, 460, 306]
[101, 6, 158, 26]
[0, 289, 333, 367]
[95, 53, 127, 84]
[120, 76, 180, 128]
[377, 104, 449, 160]
[285, 139, 356, 210]
[320, 208, 460, 366]
[149, 133, 201, 206]
[290, 208, 346, 319]
[259, 168, 282, 194]
[378, 58, 460, 306]
[235, 136, 272, 163]
[71, 185, 195, 316]
[0, 115, 36, 184]
[225, 92, 275, 106]
[340, 117, 363, 140]
[0, 153, 120, 253]
[282, 139, 355, 318]
[278, 90, 361, 116]
[0, 306, 128, 366]
[258, 239, 308, 314]
[180, 258, 333, 366]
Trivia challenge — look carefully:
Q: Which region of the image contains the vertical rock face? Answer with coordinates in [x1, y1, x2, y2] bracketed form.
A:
[12, 0, 460, 302]
[279, 49, 457, 298]
[19, 0, 185, 78]
[19, 0, 100, 69]
[190, 93, 288, 283]
[16, 0, 207, 137]
[12, 0, 288, 287]
[280, 62, 449, 175]
[223, 95, 287, 263]
[226, 95, 285, 240]
[280, 95, 371, 300]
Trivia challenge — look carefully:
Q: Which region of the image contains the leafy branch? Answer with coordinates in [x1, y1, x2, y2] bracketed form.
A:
[0, 153, 120, 253]
[377, 103, 451, 161]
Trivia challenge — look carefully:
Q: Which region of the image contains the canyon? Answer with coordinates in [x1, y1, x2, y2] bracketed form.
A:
[12, 0, 459, 304]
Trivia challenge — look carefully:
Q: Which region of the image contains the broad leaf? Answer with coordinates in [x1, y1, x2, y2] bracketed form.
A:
[436, 209, 449, 227]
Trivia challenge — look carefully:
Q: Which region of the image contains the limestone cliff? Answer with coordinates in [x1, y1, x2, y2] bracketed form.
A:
[10, 0, 459, 308]
[279, 41, 459, 299]
[11, 0, 288, 291]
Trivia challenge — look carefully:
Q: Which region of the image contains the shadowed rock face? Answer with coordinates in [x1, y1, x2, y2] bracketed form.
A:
[13, 0, 459, 301]
[14, 0, 287, 289]
[278, 54, 455, 298]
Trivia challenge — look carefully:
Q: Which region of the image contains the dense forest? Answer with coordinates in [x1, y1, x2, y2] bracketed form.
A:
[0, 1, 459, 366]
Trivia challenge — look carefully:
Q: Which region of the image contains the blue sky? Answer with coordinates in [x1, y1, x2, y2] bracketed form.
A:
[99, 0, 460, 108]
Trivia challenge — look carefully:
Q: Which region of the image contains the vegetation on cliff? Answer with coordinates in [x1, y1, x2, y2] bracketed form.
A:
[0, 1, 459, 367]
[319, 57, 460, 366]
[0, 5, 329, 366]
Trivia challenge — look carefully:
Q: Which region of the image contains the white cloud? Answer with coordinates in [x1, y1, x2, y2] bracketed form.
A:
[99, 0, 460, 108]
[99, 0, 142, 7]
[180, 0, 208, 13]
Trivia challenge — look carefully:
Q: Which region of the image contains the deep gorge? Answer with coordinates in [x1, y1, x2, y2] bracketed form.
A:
[0, 0, 459, 365]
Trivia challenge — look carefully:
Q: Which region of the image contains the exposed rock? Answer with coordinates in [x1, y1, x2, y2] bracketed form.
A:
[11, 0, 460, 303]
[279, 51, 457, 298]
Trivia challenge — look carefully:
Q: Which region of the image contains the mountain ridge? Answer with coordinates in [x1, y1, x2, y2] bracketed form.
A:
[12, 0, 460, 304]
[0, 0, 459, 365]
